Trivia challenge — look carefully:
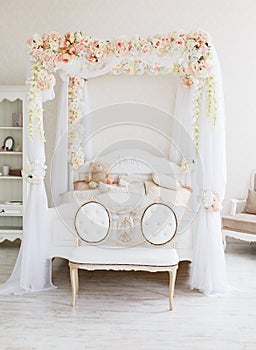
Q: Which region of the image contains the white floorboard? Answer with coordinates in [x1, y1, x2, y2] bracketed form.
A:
[0, 238, 255, 350]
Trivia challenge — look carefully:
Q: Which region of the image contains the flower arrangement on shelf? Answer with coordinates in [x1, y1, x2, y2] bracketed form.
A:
[201, 190, 223, 212]
[26, 30, 218, 168]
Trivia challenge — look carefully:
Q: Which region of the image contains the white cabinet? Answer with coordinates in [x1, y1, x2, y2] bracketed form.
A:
[0, 86, 27, 242]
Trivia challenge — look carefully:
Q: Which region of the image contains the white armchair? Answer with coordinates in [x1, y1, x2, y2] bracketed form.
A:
[222, 170, 256, 249]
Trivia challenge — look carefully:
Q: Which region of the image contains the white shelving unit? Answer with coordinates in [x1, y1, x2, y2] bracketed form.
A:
[0, 86, 27, 243]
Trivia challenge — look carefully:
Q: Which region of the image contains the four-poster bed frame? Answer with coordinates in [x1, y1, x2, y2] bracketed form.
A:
[0, 31, 228, 298]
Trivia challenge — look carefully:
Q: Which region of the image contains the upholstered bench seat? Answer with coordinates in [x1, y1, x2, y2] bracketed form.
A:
[69, 245, 179, 267]
[69, 199, 179, 310]
[69, 245, 179, 310]
[222, 214, 256, 235]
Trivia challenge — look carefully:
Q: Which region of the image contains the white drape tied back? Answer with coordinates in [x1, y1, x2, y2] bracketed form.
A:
[170, 59, 228, 295]
[189, 47, 228, 295]
[0, 83, 56, 294]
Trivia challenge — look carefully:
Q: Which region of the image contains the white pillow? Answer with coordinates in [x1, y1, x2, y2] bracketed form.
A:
[152, 172, 179, 190]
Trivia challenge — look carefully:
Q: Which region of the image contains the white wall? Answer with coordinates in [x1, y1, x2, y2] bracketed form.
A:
[1, 0, 256, 212]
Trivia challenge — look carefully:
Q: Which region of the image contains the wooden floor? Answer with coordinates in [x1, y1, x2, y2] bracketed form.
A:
[0, 239, 255, 350]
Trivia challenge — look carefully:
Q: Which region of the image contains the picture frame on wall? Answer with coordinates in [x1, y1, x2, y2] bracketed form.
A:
[12, 113, 22, 127]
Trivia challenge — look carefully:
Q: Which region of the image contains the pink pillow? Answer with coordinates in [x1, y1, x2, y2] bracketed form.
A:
[175, 187, 191, 207]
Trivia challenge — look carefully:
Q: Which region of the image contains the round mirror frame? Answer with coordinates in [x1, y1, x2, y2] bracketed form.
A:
[3, 136, 14, 151]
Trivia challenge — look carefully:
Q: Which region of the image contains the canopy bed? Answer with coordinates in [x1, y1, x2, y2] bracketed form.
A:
[0, 30, 228, 299]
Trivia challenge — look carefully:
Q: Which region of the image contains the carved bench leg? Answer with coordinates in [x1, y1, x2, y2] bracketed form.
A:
[75, 268, 79, 295]
[69, 263, 77, 307]
[168, 267, 177, 311]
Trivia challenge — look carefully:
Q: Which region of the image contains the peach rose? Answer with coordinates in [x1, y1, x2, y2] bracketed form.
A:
[182, 77, 193, 87]
[50, 32, 60, 41]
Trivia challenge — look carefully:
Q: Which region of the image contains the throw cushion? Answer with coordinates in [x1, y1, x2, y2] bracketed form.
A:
[243, 189, 256, 214]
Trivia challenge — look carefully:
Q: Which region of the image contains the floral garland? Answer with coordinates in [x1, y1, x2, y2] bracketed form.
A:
[27, 31, 218, 167]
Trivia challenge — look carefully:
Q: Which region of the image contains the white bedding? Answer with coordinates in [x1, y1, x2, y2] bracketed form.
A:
[60, 181, 145, 204]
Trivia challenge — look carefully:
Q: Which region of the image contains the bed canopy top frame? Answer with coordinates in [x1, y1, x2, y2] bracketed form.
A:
[0, 31, 228, 296]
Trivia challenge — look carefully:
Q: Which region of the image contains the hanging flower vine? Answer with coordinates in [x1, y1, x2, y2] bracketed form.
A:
[68, 77, 86, 169]
[27, 30, 219, 167]
[192, 80, 204, 150]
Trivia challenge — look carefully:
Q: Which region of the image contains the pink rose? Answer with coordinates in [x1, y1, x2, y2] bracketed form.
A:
[42, 53, 52, 63]
[66, 32, 75, 43]
[87, 54, 98, 62]
[82, 37, 89, 45]
[57, 53, 71, 63]
[37, 80, 48, 91]
[92, 40, 99, 47]
[142, 45, 150, 54]
[33, 49, 43, 58]
[176, 39, 184, 46]
[27, 38, 34, 46]
[69, 46, 77, 55]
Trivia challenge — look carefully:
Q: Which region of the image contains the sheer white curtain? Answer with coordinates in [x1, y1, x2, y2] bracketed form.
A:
[0, 94, 56, 294]
[169, 47, 228, 296]
[190, 48, 228, 295]
[169, 82, 196, 164]
[51, 73, 92, 206]
[51, 72, 69, 206]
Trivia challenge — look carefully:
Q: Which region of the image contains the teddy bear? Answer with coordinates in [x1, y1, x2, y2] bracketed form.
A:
[85, 161, 113, 189]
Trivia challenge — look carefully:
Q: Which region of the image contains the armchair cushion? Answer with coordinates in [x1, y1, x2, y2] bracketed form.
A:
[243, 189, 256, 214]
[223, 213, 256, 235]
